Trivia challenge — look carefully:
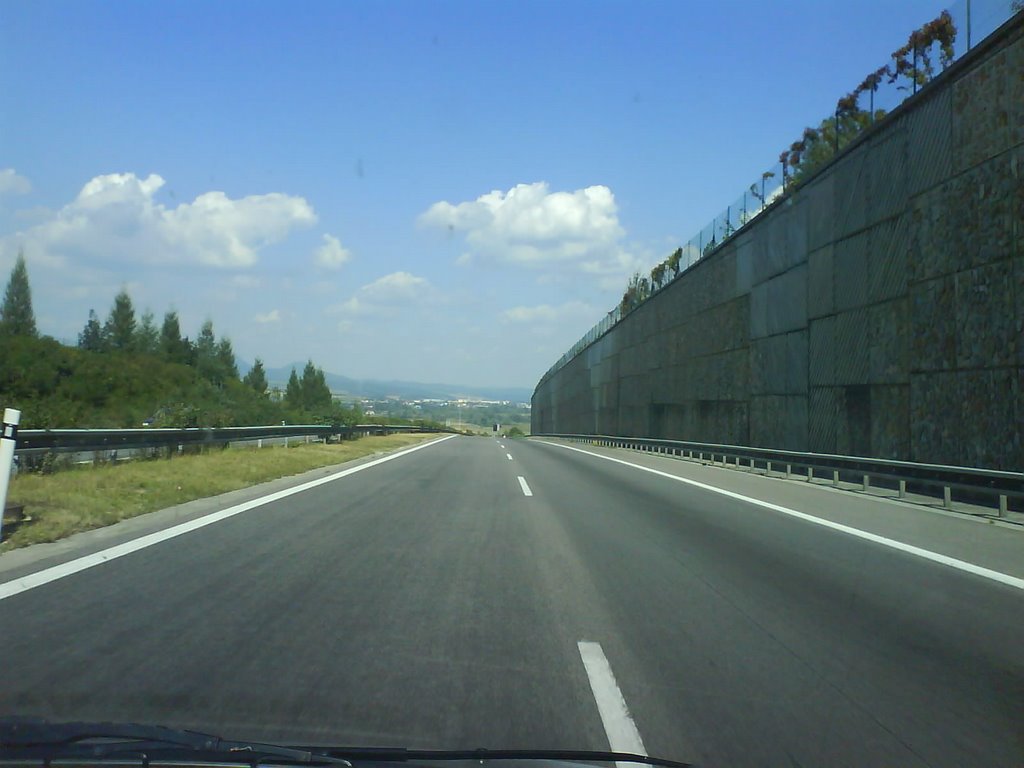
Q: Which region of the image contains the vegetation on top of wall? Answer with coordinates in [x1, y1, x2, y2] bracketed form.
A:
[616, 10, 961, 319]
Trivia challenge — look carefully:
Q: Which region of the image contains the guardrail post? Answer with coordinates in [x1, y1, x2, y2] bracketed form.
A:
[899, 480, 906, 498]
[833, 470, 840, 487]
[999, 495, 1008, 518]
[786, 464, 791, 478]
[807, 467, 814, 482]
[766, 461, 772, 475]
[0, 407, 21, 542]
[943, 486, 952, 509]
[863, 474, 870, 491]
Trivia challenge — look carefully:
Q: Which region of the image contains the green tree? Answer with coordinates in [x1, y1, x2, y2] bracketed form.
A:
[135, 309, 159, 355]
[160, 311, 190, 364]
[78, 309, 104, 352]
[650, 262, 667, 290]
[216, 337, 239, 380]
[299, 360, 332, 412]
[243, 358, 269, 395]
[0, 251, 38, 337]
[104, 289, 137, 351]
[195, 319, 221, 382]
[285, 367, 301, 408]
[619, 271, 651, 315]
[787, 109, 885, 188]
[666, 247, 683, 276]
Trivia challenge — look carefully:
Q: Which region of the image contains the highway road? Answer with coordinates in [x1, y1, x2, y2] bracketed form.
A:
[1, 435, 1022, 767]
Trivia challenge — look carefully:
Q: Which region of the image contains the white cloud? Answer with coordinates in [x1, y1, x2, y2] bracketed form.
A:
[0, 169, 31, 196]
[361, 271, 428, 300]
[254, 309, 281, 323]
[502, 300, 595, 324]
[1, 172, 317, 268]
[332, 271, 432, 316]
[418, 182, 640, 279]
[314, 233, 351, 269]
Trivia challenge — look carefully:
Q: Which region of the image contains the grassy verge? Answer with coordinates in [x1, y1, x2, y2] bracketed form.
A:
[1, 433, 441, 551]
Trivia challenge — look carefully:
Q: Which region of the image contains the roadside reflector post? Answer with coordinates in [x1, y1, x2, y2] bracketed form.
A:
[863, 474, 870, 491]
[786, 464, 792, 478]
[998, 495, 1008, 517]
[767, 461, 772, 475]
[944, 486, 952, 509]
[0, 407, 22, 543]
[899, 480, 906, 498]
[807, 467, 814, 482]
[833, 470, 840, 487]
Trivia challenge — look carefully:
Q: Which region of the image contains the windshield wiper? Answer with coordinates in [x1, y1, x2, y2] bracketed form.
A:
[0, 719, 349, 766]
[0, 720, 696, 768]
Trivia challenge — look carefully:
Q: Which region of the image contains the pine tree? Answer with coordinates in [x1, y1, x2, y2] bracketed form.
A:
[160, 311, 188, 364]
[285, 368, 301, 408]
[135, 310, 159, 355]
[104, 289, 137, 351]
[78, 309, 104, 351]
[195, 319, 220, 382]
[216, 337, 239, 380]
[243, 358, 269, 395]
[0, 251, 38, 337]
[299, 360, 332, 411]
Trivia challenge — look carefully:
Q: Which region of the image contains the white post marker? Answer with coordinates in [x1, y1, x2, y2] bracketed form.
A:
[0, 408, 21, 542]
[578, 641, 647, 766]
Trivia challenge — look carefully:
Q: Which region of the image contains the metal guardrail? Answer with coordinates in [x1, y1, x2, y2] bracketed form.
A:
[14, 424, 453, 456]
[533, 433, 1023, 518]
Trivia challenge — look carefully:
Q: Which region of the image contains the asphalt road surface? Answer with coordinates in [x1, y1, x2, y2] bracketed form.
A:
[1, 435, 1022, 767]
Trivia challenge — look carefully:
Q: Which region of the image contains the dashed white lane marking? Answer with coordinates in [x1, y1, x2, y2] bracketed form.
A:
[0, 435, 459, 601]
[542, 441, 1024, 592]
[578, 641, 648, 763]
[507, 453, 514, 460]
[517, 476, 533, 497]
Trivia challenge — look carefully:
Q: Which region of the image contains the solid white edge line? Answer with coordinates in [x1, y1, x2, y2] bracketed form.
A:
[578, 641, 647, 761]
[517, 476, 533, 497]
[507, 453, 514, 460]
[0, 434, 459, 601]
[542, 441, 1024, 592]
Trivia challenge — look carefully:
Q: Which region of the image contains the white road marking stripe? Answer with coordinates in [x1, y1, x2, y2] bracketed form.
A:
[507, 453, 514, 460]
[517, 476, 533, 497]
[499, 444, 505, 449]
[0, 435, 459, 601]
[543, 441, 1024, 591]
[578, 641, 647, 762]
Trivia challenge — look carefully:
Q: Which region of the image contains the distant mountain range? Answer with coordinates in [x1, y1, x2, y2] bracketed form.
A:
[241, 361, 533, 403]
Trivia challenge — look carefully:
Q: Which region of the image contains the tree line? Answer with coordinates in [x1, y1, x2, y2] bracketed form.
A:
[0, 252, 357, 428]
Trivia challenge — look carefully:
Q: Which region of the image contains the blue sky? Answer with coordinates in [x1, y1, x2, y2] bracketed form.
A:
[0, 0, 950, 390]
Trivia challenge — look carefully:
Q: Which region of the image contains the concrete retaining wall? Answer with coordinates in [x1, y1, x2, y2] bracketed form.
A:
[532, 14, 1023, 470]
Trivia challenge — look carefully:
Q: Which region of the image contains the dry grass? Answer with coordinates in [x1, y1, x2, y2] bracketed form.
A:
[2, 433, 440, 551]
